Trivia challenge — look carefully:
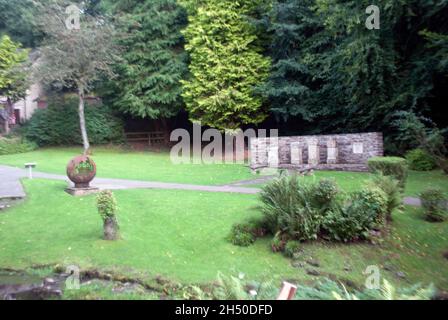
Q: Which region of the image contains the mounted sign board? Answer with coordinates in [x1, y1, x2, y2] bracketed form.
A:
[353, 142, 364, 154]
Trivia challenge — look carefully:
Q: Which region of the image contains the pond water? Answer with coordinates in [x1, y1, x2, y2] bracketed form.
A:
[0, 270, 64, 300]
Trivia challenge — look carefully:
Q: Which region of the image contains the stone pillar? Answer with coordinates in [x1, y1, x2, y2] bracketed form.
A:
[268, 139, 279, 168]
[327, 138, 338, 164]
[307, 138, 320, 166]
[290, 142, 303, 166]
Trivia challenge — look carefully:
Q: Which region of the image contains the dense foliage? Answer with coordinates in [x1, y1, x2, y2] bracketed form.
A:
[24, 98, 124, 146]
[368, 174, 403, 221]
[0, 0, 446, 152]
[405, 149, 437, 171]
[255, 175, 389, 244]
[103, 0, 188, 121]
[181, 0, 271, 130]
[368, 157, 408, 188]
[0, 35, 28, 134]
[33, 1, 121, 153]
[0, 136, 37, 155]
[261, 0, 448, 145]
[420, 188, 448, 222]
[183, 273, 435, 300]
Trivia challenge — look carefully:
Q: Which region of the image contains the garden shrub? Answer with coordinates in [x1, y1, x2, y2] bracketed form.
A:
[420, 189, 448, 222]
[284, 240, 301, 258]
[405, 149, 437, 171]
[227, 223, 256, 247]
[24, 97, 125, 147]
[368, 174, 403, 221]
[96, 190, 120, 240]
[295, 278, 435, 300]
[259, 175, 326, 241]
[368, 157, 408, 189]
[312, 178, 339, 208]
[322, 187, 387, 242]
[270, 233, 287, 252]
[0, 137, 37, 155]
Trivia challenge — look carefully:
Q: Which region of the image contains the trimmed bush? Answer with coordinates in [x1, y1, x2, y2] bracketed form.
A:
[368, 174, 403, 221]
[322, 187, 388, 242]
[24, 97, 125, 147]
[0, 137, 37, 155]
[368, 157, 408, 189]
[405, 149, 437, 171]
[96, 190, 120, 240]
[420, 189, 448, 222]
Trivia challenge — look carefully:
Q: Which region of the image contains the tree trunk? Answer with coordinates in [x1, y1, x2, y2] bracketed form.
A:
[4, 98, 13, 135]
[103, 217, 119, 241]
[160, 118, 170, 145]
[78, 86, 90, 155]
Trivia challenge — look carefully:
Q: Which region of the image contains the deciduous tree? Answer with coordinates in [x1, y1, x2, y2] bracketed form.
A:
[33, 0, 121, 154]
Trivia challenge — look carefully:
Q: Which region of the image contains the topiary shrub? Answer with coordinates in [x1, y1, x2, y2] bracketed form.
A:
[284, 240, 302, 258]
[405, 149, 437, 171]
[368, 157, 408, 189]
[322, 187, 388, 242]
[420, 189, 448, 222]
[24, 97, 125, 147]
[0, 137, 37, 155]
[96, 190, 120, 240]
[368, 174, 403, 221]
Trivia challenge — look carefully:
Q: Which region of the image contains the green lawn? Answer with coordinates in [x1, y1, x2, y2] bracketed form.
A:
[1, 147, 448, 197]
[1, 179, 447, 291]
[0, 146, 254, 186]
[248, 170, 448, 197]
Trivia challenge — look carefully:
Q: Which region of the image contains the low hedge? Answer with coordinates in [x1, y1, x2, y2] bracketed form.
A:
[368, 157, 408, 189]
[0, 137, 37, 155]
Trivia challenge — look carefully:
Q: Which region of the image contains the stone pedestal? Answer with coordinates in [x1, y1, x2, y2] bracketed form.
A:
[65, 187, 100, 197]
[290, 142, 303, 165]
[307, 138, 320, 166]
[327, 138, 338, 164]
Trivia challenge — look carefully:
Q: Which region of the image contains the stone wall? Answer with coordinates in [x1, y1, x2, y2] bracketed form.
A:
[250, 132, 383, 172]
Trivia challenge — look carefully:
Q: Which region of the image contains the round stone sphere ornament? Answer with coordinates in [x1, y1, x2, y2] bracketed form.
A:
[66, 155, 97, 189]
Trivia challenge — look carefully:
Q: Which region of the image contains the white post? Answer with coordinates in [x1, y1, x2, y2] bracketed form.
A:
[28, 166, 33, 179]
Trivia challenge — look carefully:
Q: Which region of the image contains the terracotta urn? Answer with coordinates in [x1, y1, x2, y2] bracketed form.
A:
[66, 155, 97, 188]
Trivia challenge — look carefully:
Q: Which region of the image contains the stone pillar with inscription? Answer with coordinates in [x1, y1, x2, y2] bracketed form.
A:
[268, 139, 279, 168]
[307, 138, 320, 166]
[327, 138, 338, 164]
[290, 142, 303, 166]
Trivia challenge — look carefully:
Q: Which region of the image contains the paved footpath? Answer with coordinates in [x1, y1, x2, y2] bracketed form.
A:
[0, 165, 259, 199]
[0, 165, 421, 206]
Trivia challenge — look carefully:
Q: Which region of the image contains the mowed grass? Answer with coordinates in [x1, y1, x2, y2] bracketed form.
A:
[1, 147, 448, 196]
[0, 179, 447, 290]
[0, 146, 254, 186]
[247, 170, 448, 197]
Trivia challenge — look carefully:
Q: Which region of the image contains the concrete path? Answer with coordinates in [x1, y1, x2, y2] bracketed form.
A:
[0, 165, 422, 206]
[0, 165, 259, 198]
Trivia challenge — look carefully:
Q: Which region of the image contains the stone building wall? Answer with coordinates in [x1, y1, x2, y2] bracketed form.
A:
[250, 132, 383, 172]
